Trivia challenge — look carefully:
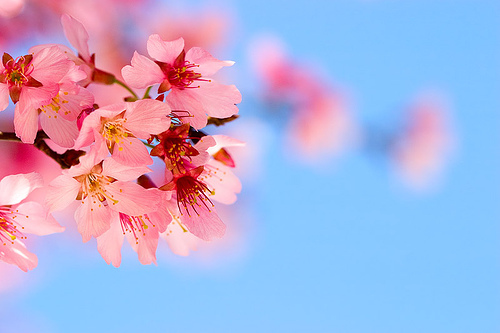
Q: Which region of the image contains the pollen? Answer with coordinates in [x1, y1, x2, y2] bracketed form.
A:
[0, 209, 27, 245]
[101, 118, 134, 151]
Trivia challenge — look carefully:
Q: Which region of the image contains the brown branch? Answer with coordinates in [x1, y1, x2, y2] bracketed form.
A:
[206, 115, 239, 126]
[0, 130, 85, 169]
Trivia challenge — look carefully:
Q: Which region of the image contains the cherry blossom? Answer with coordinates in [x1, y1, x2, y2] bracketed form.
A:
[0, 173, 64, 271]
[121, 34, 241, 129]
[0, 46, 74, 114]
[46, 148, 161, 242]
[96, 189, 171, 267]
[74, 99, 171, 166]
[393, 99, 452, 188]
[13, 67, 92, 147]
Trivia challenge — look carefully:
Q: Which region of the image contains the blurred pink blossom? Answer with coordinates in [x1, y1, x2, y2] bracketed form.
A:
[250, 36, 353, 161]
[0, 173, 64, 271]
[393, 97, 452, 188]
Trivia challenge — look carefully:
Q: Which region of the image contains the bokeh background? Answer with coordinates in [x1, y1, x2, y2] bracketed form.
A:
[0, 0, 498, 332]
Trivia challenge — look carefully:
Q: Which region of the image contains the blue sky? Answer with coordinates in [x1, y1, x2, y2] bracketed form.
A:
[1, 1, 498, 332]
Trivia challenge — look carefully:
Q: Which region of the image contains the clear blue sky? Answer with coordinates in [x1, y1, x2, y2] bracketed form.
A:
[1, 1, 498, 332]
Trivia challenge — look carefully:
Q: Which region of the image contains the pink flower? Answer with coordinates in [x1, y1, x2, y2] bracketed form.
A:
[46, 148, 161, 242]
[74, 99, 171, 166]
[14, 76, 93, 147]
[393, 98, 452, 188]
[160, 166, 225, 241]
[121, 34, 241, 129]
[0, 46, 73, 113]
[250, 37, 353, 161]
[152, 131, 243, 241]
[150, 123, 207, 172]
[0, 173, 64, 272]
[96, 189, 171, 267]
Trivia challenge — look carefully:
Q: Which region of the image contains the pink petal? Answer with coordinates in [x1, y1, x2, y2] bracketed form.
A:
[14, 201, 64, 236]
[30, 46, 71, 84]
[200, 161, 241, 205]
[121, 52, 165, 89]
[0, 83, 9, 111]
[161, 219, 199, 256]
[102, 157, 151, 182]
[190, 135, 216, 167]
[111, 137, 153, 167]
[62, 62, 88, 83]
[97, 216, 124, 267]
[185, 47, 234, 77]
[40, 112, 79, 148]
[146, 195, 172, 233]
[75, 197, 111, 242]
[18, 84, 58, 115]
[207, 135, 246, 154]
[56, 83, 94, 121]
[190, 81, 241, 118]
[166, 82, 241, 130]
[180, 204, 225, 241]
[46, 175, 81, 212]
[165, 88, 207, 129]
[105, 181, 160, 216]
[14, 104, 39, 144]
[73, 114, 101, 150]
[124, 99, 171, 138]
[61, 14, 91, 62]
[0, 240, 38, 272]
[125, 221, 159, 265]
[65, 144, 108, 178]
[146, 35, 184, 64]
[0, 173, 42, 206]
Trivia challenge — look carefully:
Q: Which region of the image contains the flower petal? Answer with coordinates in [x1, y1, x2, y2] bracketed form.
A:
[46, 175, 81, 212]
[0, 173, 42, 206]
[121, 52, 164, 89]
[0, 83, 9, 111]
[102, 157, 151, 182]
[0, 240, 38, 272]
[30, 46, 71, 84]
[75, 197, 111, 242]
[61, 14, 91, 62]
[14, 201, 65, 236]
[147, 35, 184, 64]
[14, 105, 39, 144]
[185, 47, 234, 77]
[124, 99, 171, 138]
[105, 181, 160, 216]
[97, 216, 124, 267]
[40, 112, 79, 148]
[180, 203, 225, 241]
[111, 137, 153, 167]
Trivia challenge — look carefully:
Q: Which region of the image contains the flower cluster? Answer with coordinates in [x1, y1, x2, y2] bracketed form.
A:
[0, 14, 243, 270]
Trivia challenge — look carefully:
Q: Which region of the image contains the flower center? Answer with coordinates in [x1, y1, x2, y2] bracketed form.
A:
[176, 175, 214, 217]
[164, 137, 199, 170]
[39, 93, 71, 119]
[167, 61, 203, 89]
[101, 118, 133, 151]
[82, 173, 118, 205]
[0, 209, 26, 246]
[2, 55, 33, 88]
